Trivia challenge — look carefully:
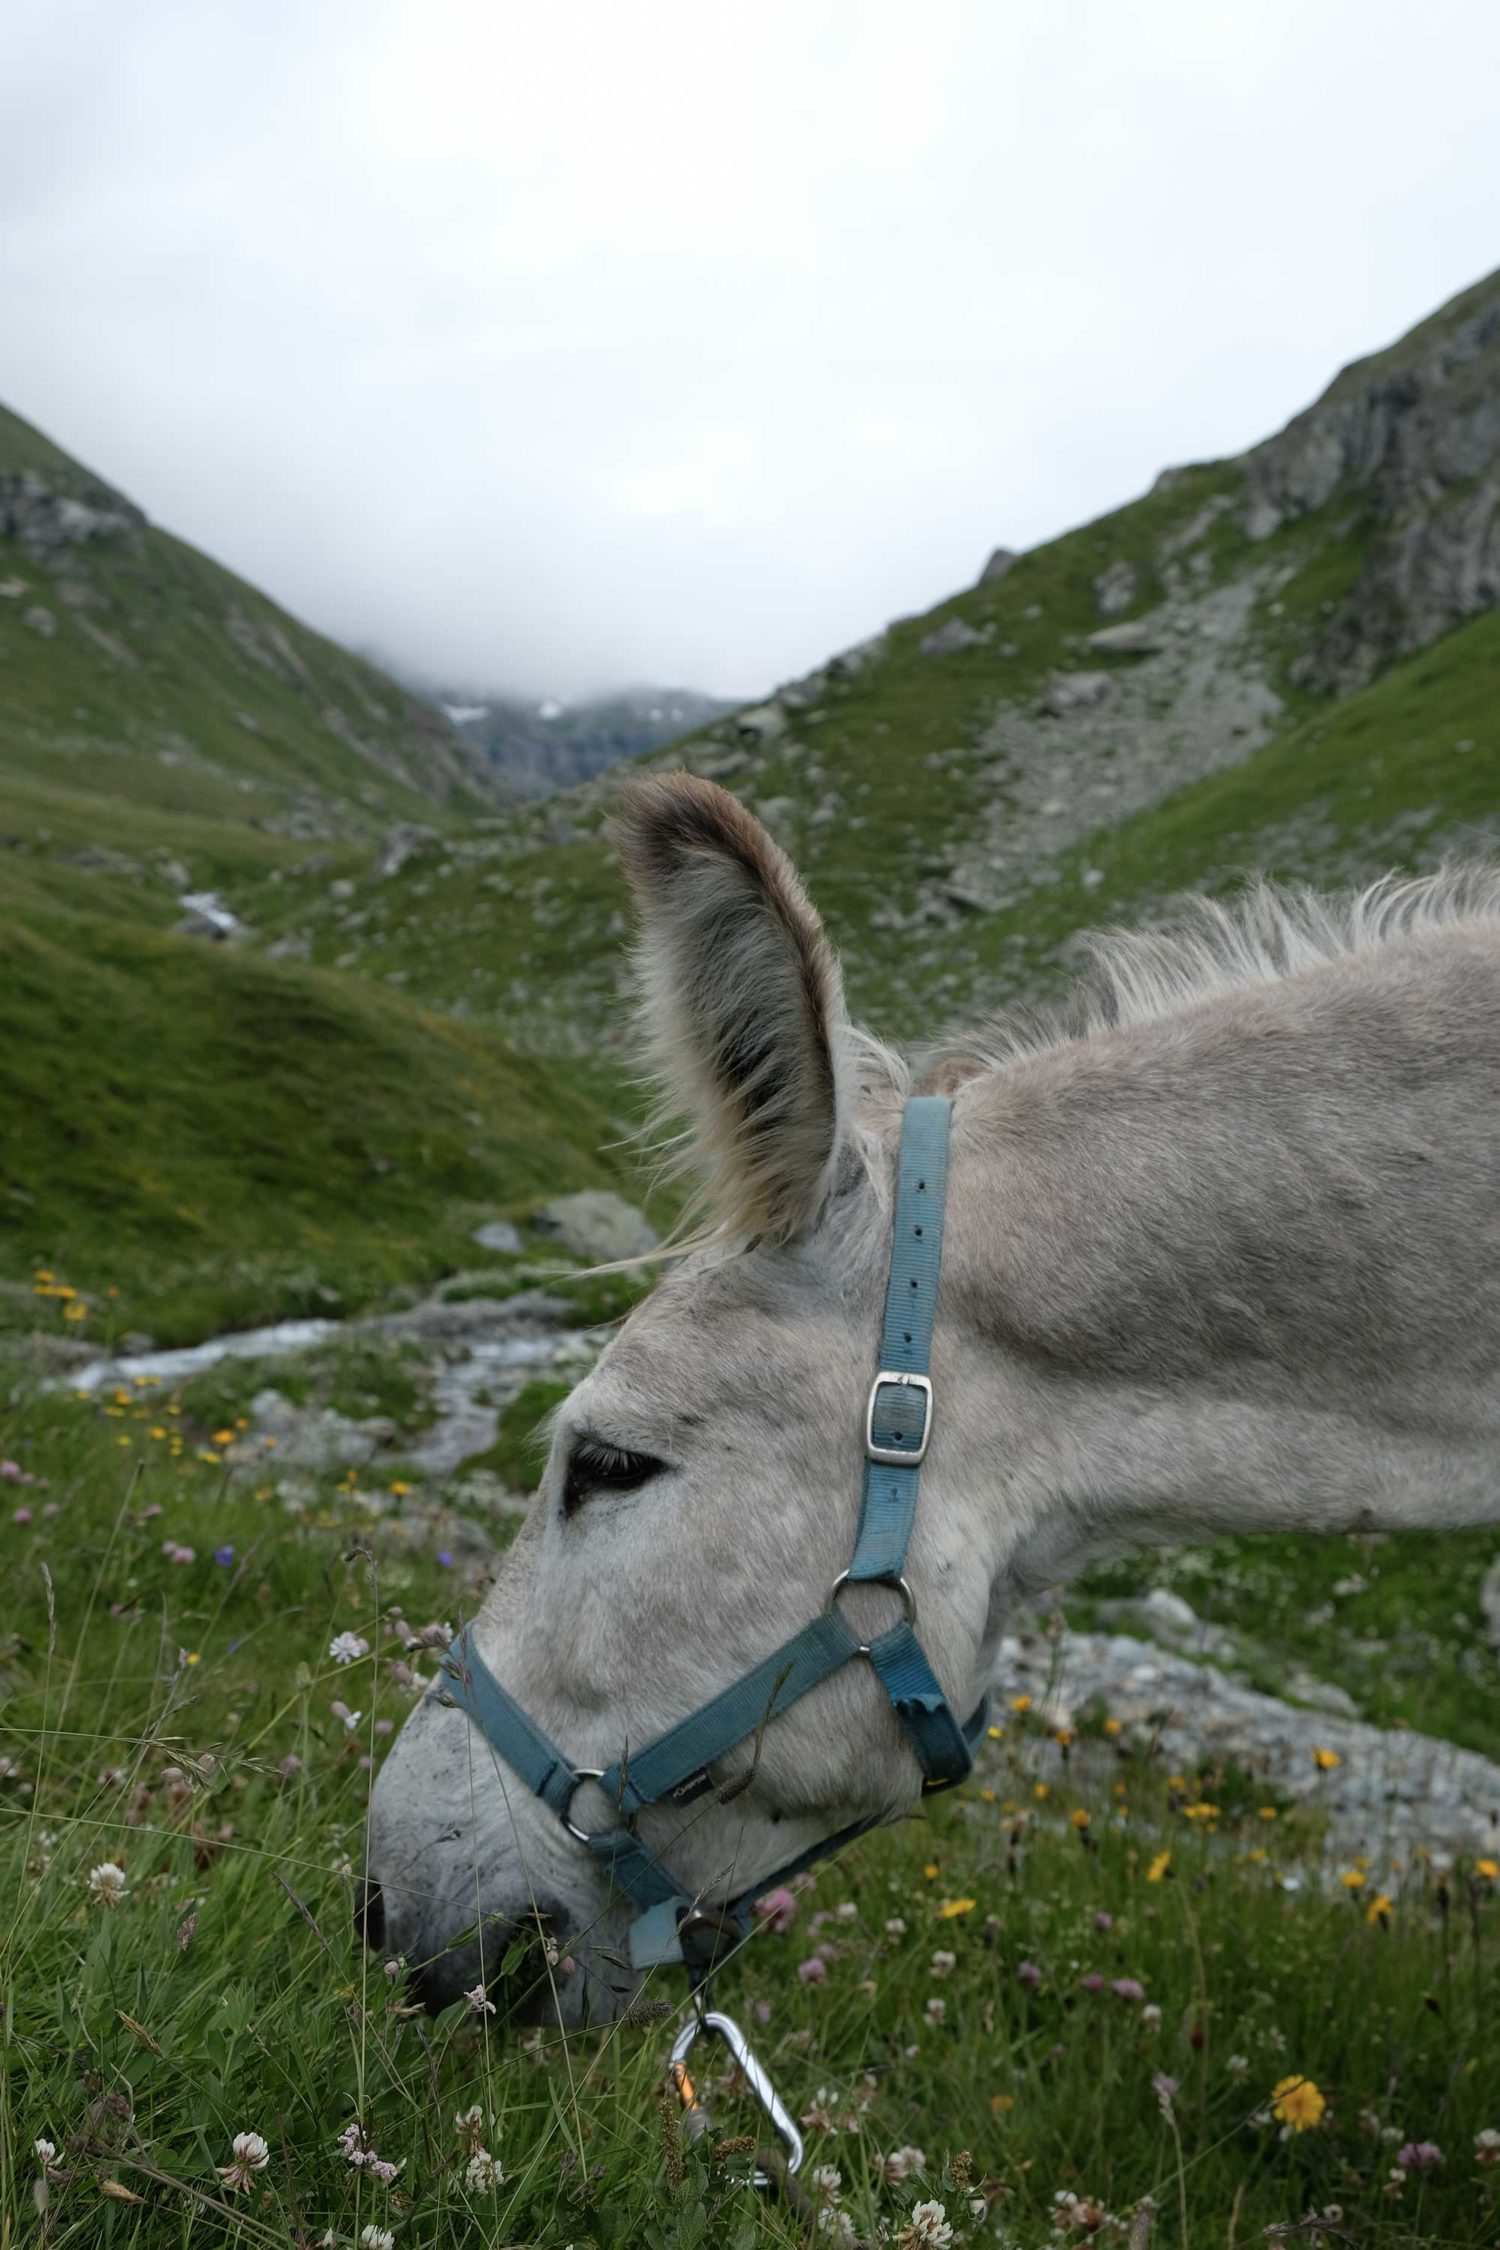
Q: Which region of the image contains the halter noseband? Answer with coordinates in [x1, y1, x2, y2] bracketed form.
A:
[438, 1095, 986, 1975]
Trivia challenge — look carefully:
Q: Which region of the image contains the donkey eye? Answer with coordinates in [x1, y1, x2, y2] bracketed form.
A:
[563, 1437, 666, 1516]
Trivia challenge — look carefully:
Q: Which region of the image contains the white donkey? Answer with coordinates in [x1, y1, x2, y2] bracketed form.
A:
[366, 774, 1500, 2021]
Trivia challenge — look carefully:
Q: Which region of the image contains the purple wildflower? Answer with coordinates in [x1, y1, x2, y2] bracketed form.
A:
[755, 1884, 798, 1934]
[1397, 2141, 1444, 2171]
[1016, 1960, 1043, 1987]
[1112, 1977, 1145, 2002]
[797, 1956, 828, 1984]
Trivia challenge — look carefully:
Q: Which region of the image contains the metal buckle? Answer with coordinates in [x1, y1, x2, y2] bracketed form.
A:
[827, 1567, 918, 1656]
[669, 2007, 804, 2185]
[864, 1370, 933, 1465]
[561, 1768, 626, 1845]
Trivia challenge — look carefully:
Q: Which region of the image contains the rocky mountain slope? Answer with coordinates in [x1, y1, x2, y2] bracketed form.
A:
[418, 680, 737, 797]
[250, 267, 1500, 1057]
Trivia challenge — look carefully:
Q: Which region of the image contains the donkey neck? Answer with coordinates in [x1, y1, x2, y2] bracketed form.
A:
[935, 929, 1500, 1576]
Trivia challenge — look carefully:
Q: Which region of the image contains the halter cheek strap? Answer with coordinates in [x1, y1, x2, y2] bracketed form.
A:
[439, 1095, 986, 1974]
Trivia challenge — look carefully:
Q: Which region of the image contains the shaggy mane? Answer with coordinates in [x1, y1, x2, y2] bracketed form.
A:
[914, 866, 1500, 1082]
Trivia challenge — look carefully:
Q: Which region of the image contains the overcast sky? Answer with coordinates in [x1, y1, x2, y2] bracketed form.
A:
[3, 1, 1498, 702]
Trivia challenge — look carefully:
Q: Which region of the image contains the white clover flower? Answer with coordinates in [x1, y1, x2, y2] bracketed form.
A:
[217, 2130, 270, 2192]
[34, 2139, 57, 2170]
[929, 1949, 957, 1979]
[881, 2144, 927, 2182]
[816, 2213, 855, 2245]
[330, 1632, 371, 1666]
[885, 1916, 907, 1936]
[465, 2148, 502, 2191]
[923, 1995, 946, 2026]
[360, 2229, 396, 2250]
[808, 2163, 842, 2205]
[87, 1861, 128, 1907]
[464, 1984, 496, 2015]
[1226, 2053, 1249, 2076]
[897, 2201, 953, 2249]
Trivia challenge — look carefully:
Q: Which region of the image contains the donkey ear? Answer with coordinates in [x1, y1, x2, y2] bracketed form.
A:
[609, 773, 849, 1243]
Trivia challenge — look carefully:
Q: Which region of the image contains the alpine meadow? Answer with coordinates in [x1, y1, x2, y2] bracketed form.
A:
[2, 264, 1499, 2250]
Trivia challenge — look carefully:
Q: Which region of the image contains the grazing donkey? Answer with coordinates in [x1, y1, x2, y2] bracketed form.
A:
[366, 774, 1499, 2021]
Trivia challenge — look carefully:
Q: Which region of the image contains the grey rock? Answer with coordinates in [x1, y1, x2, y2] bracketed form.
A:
[920, 617, 987, 657]
[825, 632, 887, 680]
[22, 605, 57, 638]
[228, 1389, 397, 1475]
[691, 745, 753, 782]
[979, 546, 1018, 586]
[1041, 670, 1113, 717]
[374, 823, 436, 879]
[1242, 273, 1500, 691]
[328, 877, 356, 902]
[1481, 1554, 1500, 1653]
[1087, 619, 1169, 656]
[471, 1219, 523, 1255]
[993, 1628, 1500, 1862]
[175, 889, 239, 940]
[733, 702, 787, 747]
[531, 1190, 659, 1263]
[1092, 560, 1138, 616]
[0, 471, 145, 556]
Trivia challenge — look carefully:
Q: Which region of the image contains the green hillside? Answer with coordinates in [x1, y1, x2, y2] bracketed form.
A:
[0, 400, 495, 829]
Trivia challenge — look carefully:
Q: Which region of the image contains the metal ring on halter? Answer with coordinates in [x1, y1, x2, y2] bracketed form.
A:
[561, 1768, 623, 1844]
[826, 1568, 917, 1654]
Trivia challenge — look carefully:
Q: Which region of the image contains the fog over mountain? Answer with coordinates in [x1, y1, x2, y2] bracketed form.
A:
[4, 0, 1500, 700]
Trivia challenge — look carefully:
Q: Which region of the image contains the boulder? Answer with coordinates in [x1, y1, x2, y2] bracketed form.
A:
[471, 1219, 523, 1255]
[1041, 670, 1114, 717]
[175, 890, 239, 940]
[978, 546, 1018, 586]
[1092, 560, 1137, 617]
[919, 617, 986, 657]
[1087, 619, 1169, 656]
[531, 1191, 659, 1263]
[732, 702, 786, 747]
[22, 605, 57, 638]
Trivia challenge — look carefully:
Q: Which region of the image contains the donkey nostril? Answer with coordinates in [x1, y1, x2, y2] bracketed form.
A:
[354, 1877, 385, 1951]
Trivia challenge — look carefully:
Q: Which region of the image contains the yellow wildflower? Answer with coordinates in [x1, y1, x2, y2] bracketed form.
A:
[1476, 1858, 1499, 1882]
[184, 1651, 200, 1666]
[1070, 1808, 1090, 1830]
[33, 1268, 54, 1283]
[986, 1724, 1004, 1741]
[1182, 1802, 1221, 1822]
[1102, 1717, 1123, 1737]
[150, 1427, 166, 1440]
[1033, 1782, 1050, 1802]
[1010, 1694, 1032, 1714]
[1271, 2075, 1326, 2133]
[1147, 1850, 1172, 1883]
[198, 1450, 221, 1466]
[1366, 1893, 1393, 1926]
[978, 1787, 997, 1804]
[1053, 1727, 1075, 1748]
[1340, 1869, 1366, 1890]
[1257, 1806, 1279, 1821]
[922, 1862, 940, 1881]
[64, 1303, 87, 1322]
[212, 1429, 234, 1447]
[1312, 1747, 1342, 1771]
[1246, 1847, 1267, 1863]
[390, 1480, 410, 1497]
[938, 1897, 976, 1919]
[990, 2093, 1015, 2116]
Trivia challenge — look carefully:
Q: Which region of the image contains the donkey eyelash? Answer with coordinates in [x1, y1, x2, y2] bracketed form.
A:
[562, 1436, 668, 1515]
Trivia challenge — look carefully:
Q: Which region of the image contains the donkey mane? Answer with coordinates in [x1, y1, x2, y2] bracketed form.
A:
[909, 865, 1500, 1083]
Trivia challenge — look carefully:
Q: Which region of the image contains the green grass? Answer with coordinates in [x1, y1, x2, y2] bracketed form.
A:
[1, 1381, 1498, 2248]
[0, 899, 625, 1343]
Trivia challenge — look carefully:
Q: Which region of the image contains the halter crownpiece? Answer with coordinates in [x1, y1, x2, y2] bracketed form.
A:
[438, 1094, 986, 1975]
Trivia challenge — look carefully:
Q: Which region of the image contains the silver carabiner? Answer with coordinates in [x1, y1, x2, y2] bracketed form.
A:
[667, 2006, 805, 2186]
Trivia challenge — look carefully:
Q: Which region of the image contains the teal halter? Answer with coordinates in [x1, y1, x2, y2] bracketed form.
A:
[439, 1095, 986, 1976]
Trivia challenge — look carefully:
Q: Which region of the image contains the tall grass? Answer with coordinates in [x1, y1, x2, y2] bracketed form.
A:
[2, 1373, 1497, 2248]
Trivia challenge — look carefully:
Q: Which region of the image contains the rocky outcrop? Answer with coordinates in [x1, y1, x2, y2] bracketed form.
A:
[1242, 268, 1500, 691]
[0, 470, 145, 555]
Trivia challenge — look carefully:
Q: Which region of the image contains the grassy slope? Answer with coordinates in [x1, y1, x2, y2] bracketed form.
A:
[0, 902, 621, 1344]
[0, 400, 489, 829]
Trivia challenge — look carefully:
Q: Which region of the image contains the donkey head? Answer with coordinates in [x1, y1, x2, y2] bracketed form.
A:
[363, 777, 1001, 2021]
